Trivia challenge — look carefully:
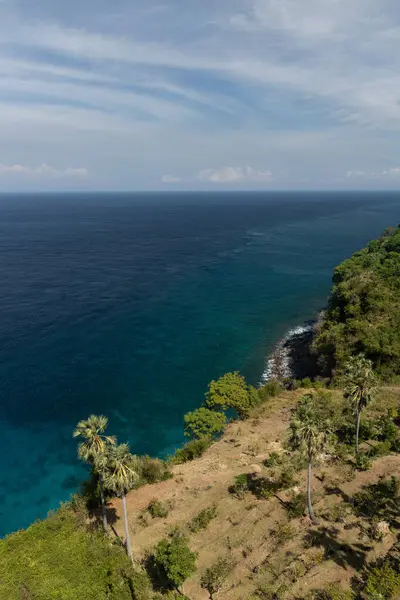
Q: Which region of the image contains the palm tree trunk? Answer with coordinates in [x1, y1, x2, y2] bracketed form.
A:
[99, 474, 108, 531]
[122, 491, 132, 559]
[356, 408, 361, 457]
[307, 457, 317, 523]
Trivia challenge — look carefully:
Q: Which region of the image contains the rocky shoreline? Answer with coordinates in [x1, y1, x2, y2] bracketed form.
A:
[262, 315, 323, 383]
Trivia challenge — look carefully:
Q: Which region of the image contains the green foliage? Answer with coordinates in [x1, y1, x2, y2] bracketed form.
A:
[263, 451, 283, 467]
[205, 371, 255, 419]
[353, 476, 399, 522]
[229, 474, 249, 499]
[147, 499, 169, 519]
[154, 532, 197, 589]
[286, 492, 307, 519]
[189, 505, 217, 533]
[313, 225, 400, 378]
[343, 355, 376, 414]
[365, 561, 400, 599]
[200, 557, 233, 598]
[153, 593, 190, 600]
[355, 452, 372, 471]
[310, 583, 355, 600]
[169, 437, 212, 464]
[258, 380, 283, 401]
[0, 504, 153, 600]
[137, 456, 173, 485]
[184, 407, 226, 440]
[288, 393, 333, 459]
[254, 582, 288, 600]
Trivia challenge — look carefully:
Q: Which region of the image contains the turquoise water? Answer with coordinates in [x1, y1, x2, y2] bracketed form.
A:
[0, 191, 399, 536]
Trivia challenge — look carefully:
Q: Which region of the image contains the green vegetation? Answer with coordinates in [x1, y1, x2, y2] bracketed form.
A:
[288, 393, 333, 522]
[189, 505, 217, 532]
[184, 407, 227, 440]
[169, 436, 212, 464]
[153, 531, 197, 590]
[147, 499, 169, 519]
[364, 561, 400, 600]
[0, 500, 152, 600]
[73, 414, 116, 530]
[313, 225, 400, 378]
[200, 557, 233, 599]
[343, 355, 377, 456]
[206, 371, 257, 418]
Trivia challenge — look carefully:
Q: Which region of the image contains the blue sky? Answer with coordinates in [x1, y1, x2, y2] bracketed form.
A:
[1, 0, 400, 190]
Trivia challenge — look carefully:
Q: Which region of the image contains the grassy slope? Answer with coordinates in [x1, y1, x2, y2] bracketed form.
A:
[112, 388, 400, 600]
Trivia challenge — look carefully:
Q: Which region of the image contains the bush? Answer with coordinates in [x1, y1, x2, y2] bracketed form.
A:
[255, 582, 288, 600]
[258, 380, 283, 401]
[0, 503, 153, 600]
[271, 522, 295, 545]
[228, 474, 249, 499]
[137, 456, 173, 485]
[365, 561, 400, 599]
[189, 505, 217, 533]
[200, 557, 233, 598]
[263, 452, 283, 467]
[206, 371, 254, 419]
[355, 453, 372, 471]
[153, 532, 197, 589]
[353, 476, 399, 521]
[170, 437, 212, 465]
[184, 407, 226, 440]
[286, 492, 307, 519]
[147, 500, 169, 519]
[311, 584, 354, 600]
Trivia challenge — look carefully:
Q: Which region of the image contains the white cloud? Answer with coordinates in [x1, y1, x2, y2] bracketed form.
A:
[346, 166, 400, 179]
[197, 165, 273, 183]
[161, 174, 182, 183]
[0, 163, 88, 177]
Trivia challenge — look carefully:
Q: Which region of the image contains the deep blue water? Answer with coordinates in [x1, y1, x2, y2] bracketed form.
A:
[0, 191, 399, 536]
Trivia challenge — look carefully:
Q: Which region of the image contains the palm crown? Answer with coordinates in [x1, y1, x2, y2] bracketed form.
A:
[343, 355, 376, 413]
[73, 415, 116, 463]
[102, 443, 139, 496]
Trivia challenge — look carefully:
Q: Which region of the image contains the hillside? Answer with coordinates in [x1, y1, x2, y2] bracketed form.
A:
[313, 225, 400, 379]
[110, 387, 400, 599]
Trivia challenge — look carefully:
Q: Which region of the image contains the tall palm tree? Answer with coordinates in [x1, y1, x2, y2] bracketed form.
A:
[102, 443, 139, 559]
[343, 355, 376, 457]
[73, 414, 116, 530]
[289, 394, 331, 523]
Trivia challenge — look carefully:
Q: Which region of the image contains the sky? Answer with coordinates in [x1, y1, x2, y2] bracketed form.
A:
[1, 0, 400, 191]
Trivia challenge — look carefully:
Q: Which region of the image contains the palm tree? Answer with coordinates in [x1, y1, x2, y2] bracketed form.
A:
[288, 394, 331, 523]
[102, 443, 139, 559]
[343, 355, 376, 457]
[73, 414, 116, 530]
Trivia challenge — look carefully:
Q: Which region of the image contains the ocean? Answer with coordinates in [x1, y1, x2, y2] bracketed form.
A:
[0, 191, 399, 536]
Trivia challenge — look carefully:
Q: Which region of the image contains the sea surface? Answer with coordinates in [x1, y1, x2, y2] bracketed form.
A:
[0, 191, 399, 536]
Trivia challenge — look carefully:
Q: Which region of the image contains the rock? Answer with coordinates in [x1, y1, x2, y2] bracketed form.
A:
[249, 464, 262, 475]
[374, 521, 391, 539]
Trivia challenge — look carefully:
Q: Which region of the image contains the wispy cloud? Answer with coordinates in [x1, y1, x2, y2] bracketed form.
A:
[0, 0, 399, 189]
[161, 174, 182, 183]
[197, 166, 273, 183]
[347, 166, 400, 179]
[0, 163, 88, 177]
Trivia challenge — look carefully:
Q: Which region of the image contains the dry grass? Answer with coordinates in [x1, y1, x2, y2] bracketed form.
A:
[111, 387, 400, 599]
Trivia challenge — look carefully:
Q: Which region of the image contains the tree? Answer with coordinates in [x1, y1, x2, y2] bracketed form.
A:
[343, 355, 377, 456]
[154, 531, 197, 593]
[200, 557, 233, 599]
[288, 394, 332, 523]
[73, 414, 116, 530]
[102, 443, 139, 559]
[184, 407, 226, 440]
[205, 372, 254, 419]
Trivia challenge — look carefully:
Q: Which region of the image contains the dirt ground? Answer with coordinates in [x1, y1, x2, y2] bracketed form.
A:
[111, 389, 400, 599]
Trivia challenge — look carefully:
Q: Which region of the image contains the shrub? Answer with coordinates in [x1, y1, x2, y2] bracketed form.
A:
[137, 456, 173, 485]
[353, 477, 399, 521]
[205, 371, 254, 419]
[228, 474, 249, 499]
[184, 407, 226, 440]
[263, 452, 282, 467]
[200, 557, 233, 599]
[355, 453, 372, 471]
[254, 582, 288, 600]
[311, 584, 354, 600]
[365, 561, 400, 599]
[278, 466, 296, 489]
[258, 380, 283, 401]
[154, 532, 197, 589]
[170, 437, 212, 465]
[147, 500, 169, 519]
[271, 522, 296, 545]
[286, 492, 307, 519]
[189, 505, 217, 533]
